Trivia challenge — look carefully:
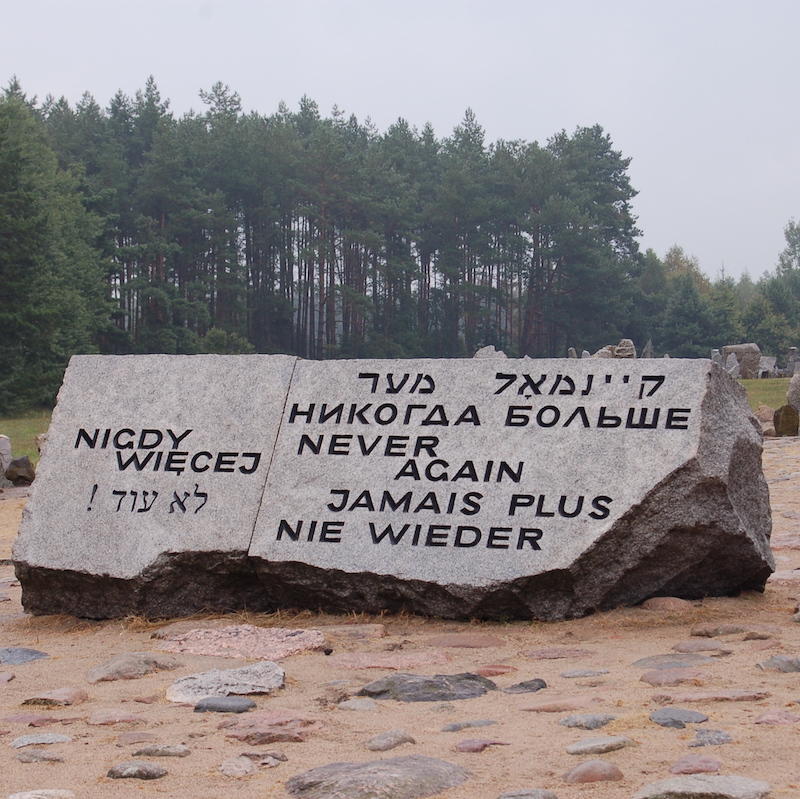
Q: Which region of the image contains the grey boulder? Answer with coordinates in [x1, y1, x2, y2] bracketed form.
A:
[632, 774, 771, 799]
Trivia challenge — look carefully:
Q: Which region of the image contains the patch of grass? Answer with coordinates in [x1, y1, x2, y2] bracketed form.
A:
[0, 409, 52, 465]
[741, 378, 790, 412]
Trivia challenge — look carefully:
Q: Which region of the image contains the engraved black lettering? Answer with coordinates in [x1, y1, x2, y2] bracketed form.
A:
[581, 374, 594, 395]
[452, 461, 479, 481]
[380, 491, 412, 512]
[164, 451, 188, 474]
[138, 429, 162, 449]
[238, 453, 261, 474]
[497, 461, 523, 483]
[536, 495, 555, 517]
[386, 373, 410, 393]
[403, 404, 427, 424]
[357, 435, 382, 455]
[75, 428, 99, 449]
[558, 495, 584, 518]
[626, 408, 661, 429]
[319, 521, 343, 542]
[319, 403, 345, 424]
[169, 491, 190, 514]
[191, 451, 212, 472]
[348, 403, 373, 424]
[414, 492, 441, 513]
[453, 405, 481, 425]
[137, 490, 158, 512]
[421, 405, 449, 426]
[328, 434, 352, 455]
[424, 459, 449, 481]
[358, 372, 380, 393]
[509, 494, 534, 516]
[639, 375, 665, 399]
[487, 527, 511, 548]
[369, 522, 409, 544]
[517, 528, 543, 550]
[425, 525, 450, 546]
[167, 429, 192, 448]
[277, 519, 302, 541]
[537, 406, 560, 427]
[413, 436, 439, 457]
[519, 374, 547, 395]
[597, 407, 622, 428]
[289, 403, 315, 423]
[505, 406, 532, 426]
[563, 407, 590, 428]
[214, 452, 238, 472]
[384, 435, 409, 456]
[327, 489, 349, 512]
[394, 459, 421, 480]
[454, 526, 481, 547]
[113, 429, 136, 449]
[117, 450, 155, 471]
[494, 372, 517, 395]
[193, 484, 208, 513]
[589, 495, 613, 519]
[666, 408, 691, 429]
[298, 435, 324, 454]
[461, 491, 483, 515]
[349, 490, 375, 511]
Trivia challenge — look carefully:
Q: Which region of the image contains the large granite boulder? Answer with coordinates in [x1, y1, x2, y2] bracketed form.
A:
[15, 356, 773, 621]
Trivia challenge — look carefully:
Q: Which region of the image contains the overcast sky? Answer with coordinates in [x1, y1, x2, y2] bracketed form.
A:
[3, 0, 798, 280]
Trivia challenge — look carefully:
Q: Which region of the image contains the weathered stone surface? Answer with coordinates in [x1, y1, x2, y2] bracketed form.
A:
[633, 774, 771, 799]
[560, 669, 609, 678]
[788, 369, 800, 410]
[8, 792, 75, 799]
[503, 679, 547, 694]
[442, 719, 497, 732]
[669, 754, 722, 774]
[316, 623, 385, 639]
[16, 748, 65, 763]
[723, 343, 761, 379]
[650, 708, 709, 728]
[107, 759, 168, 779]
[498, 791, 558, 799]
[688, 729, 733, 747]
[157, 624, 326, 659]
[565, 735, 635, 755]
[523, 648, 595, 660]
[195, 696, 256, 713]
[633, 654, 714, 670]
[672, 640, 732, 655]
[455, 738, 509, 752]
[22, 687, 88, 706]
[285, 755, 471, 799]
[773, 404, 799, 436]
[87, 651, 181, 682]
[558, 713, 616, 730]
[653, 690, 769, 703]
[14, 354, 298, 618]
[562, 759, 623, 783]
[0, 647, 47, 665]
[117, 732, 157, 745]
[753, 709, 800, 724]
[220, 709, 324, 744]
[520, 696, 603, 713]
[641, 668, 709, 686]
[338, 698, 379, 711]
[15, 357, 773, 621]
[133, 744, 191, 757]
[87, 709, 143, 726]
[6, 456, 35, 486]
[357, 672, 496, 702]
[365, 729, 416, 751]
[690, 623, 747, 637]
[756, 654, 800, 672]
[11, 733, 71, 748]
[219, 755, 257, 777]
[166, 660, 284, 703]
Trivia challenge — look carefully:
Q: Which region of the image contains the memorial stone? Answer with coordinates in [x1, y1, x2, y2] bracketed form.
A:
[641, 340, 654, 359]
[15, 356, 773, 621]
[787, 347, 800, 376]
[710, 349, 722, 367]
[722, 343, 761, 379]
[725, 354, 740, 378]
[14, 354, 296, 617]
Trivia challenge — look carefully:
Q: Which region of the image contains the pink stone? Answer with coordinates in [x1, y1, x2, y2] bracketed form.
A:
[220, 709, 323, 744]
[0, 672, 14, 684]
[523, 648, 596, 660]
[520, 695, 603, 713]
[563, 759, 623, 783]
[640, 668, 708, 686]
[158, 624, 327, 660]
[749, 639, 781, 651]
[641, 597, 692, 611]
[425, 633, 506, 648]
[754, 710, 800, 725]
[23, 687, 88, 706]
[454, 738, 510, 752]
[2, 713, 59, 726]
[669, 754, 722, 774]
[767, 570, 800, 585]
[87, 709, 143, 726]
[476, 665, 517, 677]
[327, 651, 450, 670]
[743, 624, 782, 640]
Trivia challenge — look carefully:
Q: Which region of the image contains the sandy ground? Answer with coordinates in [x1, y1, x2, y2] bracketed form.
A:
[1, 441, 800, 799]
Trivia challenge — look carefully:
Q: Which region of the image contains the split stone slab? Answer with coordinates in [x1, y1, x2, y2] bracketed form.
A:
[11, 733, 71, 748]
[285, 755, 471, 799]
[565, 735, 635, 755]
[650, 708, 708, 728]
[194, 696, 256, 713]
[220, 709, 324, 744]
[14, 354, 297, 617]
[14, 356, 773, 621]
[16, 748, 65, 763]
[133, 744, 191, 757]
[166, 660, 284, 703]
[633, 774, 771, 799]
[218, 755, 257, 777]
[558, 714, 616, 730]
[247, 358, 772, 620]
[365, 729, 416, 751]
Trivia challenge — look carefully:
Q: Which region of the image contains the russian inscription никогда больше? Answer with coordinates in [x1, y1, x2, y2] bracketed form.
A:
[14, 355, 773, 620]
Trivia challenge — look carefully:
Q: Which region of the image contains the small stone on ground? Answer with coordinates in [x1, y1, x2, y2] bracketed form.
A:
[562, 759, 623, 783]
[632, 774, 771, 798]
[107, 759, 168, 779]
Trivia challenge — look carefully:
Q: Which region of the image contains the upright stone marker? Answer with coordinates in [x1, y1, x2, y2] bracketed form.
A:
[248, 358, 772, 619]
[14, 354, 297, 617]
[15, 356, 773, 620]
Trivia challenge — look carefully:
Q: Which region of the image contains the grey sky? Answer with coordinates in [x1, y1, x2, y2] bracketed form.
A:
[3, 0, 798, 280]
